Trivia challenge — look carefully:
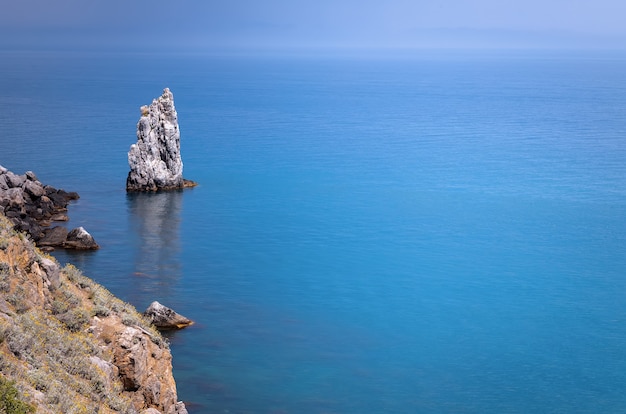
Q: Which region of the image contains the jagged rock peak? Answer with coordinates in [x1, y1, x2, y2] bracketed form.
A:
[126, 88, 197, 192]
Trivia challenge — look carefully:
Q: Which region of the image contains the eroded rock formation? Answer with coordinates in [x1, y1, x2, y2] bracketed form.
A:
[126, 88, 196, 192]
[91, 318, 188, 413]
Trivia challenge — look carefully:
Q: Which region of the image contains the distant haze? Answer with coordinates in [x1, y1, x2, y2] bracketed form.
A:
[2, 0, 626, 51]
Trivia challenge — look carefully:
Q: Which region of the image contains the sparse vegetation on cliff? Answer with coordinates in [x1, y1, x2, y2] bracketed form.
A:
[0, 375, 34, 414]
[0, 214, 186, 414]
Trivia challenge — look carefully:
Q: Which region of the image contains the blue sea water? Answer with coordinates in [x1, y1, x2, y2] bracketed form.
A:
[2, 49, 626, 413]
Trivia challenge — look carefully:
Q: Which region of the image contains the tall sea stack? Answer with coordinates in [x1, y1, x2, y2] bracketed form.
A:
[126, 88, 196, 192]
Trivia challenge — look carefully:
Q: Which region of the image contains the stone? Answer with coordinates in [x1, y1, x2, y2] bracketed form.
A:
[0, 166, 97, 248]
[50, 213, 69, 221]
[144, 301, 193, 330]
[3, 188, 25, 209]
[0, 174, 8, 191]
[64, 226, 99, 250]
[174, 402, 188, 414]
[23, 179, 44, 198]
[126, 88, 196, 192]
[4, 171, 25, 188]
[38, 226, 68, 247]
[39, 257, 61, 289]
[99, 321, 184, 413]
[90, 356, 120, 383]
[46, 191, 69, 207]
[0, 298, 13, 316]
[25, 171, 38, 181]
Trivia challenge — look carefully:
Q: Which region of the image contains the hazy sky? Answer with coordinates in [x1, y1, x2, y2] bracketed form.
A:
[2, 0, 626, 51]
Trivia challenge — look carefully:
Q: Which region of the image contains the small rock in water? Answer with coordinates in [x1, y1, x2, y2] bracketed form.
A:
[144, 301, 193, 330]
[64, 226, 99, 250]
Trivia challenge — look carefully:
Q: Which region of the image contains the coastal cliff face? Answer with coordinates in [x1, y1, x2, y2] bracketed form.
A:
[127, 89, 194, 192]
[0, 214, 187, 414]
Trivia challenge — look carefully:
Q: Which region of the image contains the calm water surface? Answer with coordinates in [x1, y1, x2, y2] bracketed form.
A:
[2, 50, 626, 413]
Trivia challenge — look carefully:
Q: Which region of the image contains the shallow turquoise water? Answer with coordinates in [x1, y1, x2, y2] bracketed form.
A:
[2, 50, 626, 413]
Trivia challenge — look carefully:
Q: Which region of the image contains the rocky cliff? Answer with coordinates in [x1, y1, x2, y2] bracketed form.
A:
[0, 213, 187, 414]
[126, 88, 196, 192]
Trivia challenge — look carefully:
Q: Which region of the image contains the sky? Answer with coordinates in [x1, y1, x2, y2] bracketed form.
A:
[2, 0, 626, 52]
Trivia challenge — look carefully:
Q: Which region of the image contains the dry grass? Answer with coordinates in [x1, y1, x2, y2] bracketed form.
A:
[0, 213, 168, 412]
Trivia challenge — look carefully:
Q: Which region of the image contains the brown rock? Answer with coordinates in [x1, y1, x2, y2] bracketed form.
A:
[50, 213, 69, 221]
[144, 301, 194, 330]
[93, 317, 186, 414]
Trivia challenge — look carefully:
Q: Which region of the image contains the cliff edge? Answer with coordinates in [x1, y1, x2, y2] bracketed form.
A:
[0, 213, 187, 414]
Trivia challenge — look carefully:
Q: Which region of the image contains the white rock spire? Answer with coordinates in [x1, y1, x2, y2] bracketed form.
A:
[126, 88, 188, 191]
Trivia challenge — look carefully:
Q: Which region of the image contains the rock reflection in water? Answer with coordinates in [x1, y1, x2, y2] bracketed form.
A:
[127, 190, 183, 299]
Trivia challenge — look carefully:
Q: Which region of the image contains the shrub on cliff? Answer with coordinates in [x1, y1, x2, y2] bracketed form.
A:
[0, 215, 135, 412]
[0, 376, 34, 414]
[0, 213, 186, 413]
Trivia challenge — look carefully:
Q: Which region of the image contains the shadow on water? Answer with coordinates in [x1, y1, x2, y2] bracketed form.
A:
[126, 190, 184, 302]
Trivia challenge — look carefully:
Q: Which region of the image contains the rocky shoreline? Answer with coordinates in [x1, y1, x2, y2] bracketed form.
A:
[0, 214, 188, 413]
[0, 166, 193, 412]
[0, 166, 98, 251]
[0, 87, 197, 412]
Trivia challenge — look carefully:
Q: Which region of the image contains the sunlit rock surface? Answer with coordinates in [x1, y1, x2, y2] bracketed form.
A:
[126, 88, 196, 192]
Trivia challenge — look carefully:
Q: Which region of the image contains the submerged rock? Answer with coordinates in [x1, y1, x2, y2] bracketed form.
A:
[126, 88, 197, 192]
[144, 301, 194, 330]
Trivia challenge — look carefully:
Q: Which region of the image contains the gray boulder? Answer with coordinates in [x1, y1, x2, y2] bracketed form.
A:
[126, 88, 196, 192]
[0, 174, 8, 191]
[39, 257, 61, 289]
[144, 301, 193, 330]
[64, 227, 99, 250]
[23, 180, 44, 198]
[5, 171, 25, 188]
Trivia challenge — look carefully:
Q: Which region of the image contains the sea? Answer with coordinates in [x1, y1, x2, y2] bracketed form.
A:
[1, 48, 626, 413]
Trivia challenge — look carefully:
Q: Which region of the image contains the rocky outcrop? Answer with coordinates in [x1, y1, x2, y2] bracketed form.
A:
[144, 301, 194, 330]
[91, 318, 188, 414]
[0, 165, 98, 251]
[0, 213, 187, 413]
[126, 88, 197, 192]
